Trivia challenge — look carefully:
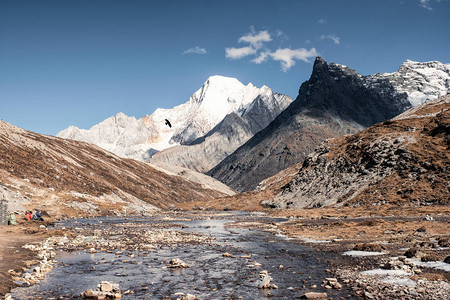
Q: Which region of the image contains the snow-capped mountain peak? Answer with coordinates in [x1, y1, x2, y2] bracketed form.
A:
[57, 75, 291, 161]
[365, 60, 450, 106]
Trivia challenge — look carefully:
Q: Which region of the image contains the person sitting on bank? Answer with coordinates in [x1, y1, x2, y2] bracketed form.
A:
[32, 210, 44, 221]
[25, 211, 32, 221]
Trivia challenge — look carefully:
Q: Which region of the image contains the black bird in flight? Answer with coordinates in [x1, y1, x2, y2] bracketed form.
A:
[165, 119, 172, 128]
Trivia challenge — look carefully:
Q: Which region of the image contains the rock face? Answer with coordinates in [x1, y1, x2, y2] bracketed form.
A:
[261, 94, 450, 209]
[209, 57, 421, 192]
[57, 76, 291, 162]
[0, 121, 228, 217]
[149, 88, 291, 172]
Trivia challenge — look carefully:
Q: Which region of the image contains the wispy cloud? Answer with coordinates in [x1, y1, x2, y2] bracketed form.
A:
[321, 34, 340, 45]
[251, 51, 270, 64]
[419, 0, 441, 10]
[318, 18, 327, 24]
[225, 46, 257, 59]
[269, 48, 319, 72]
[238, 30, 272, 49]
[183, 46, 207, 55]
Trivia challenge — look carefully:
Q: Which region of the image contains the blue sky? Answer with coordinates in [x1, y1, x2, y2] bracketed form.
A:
[1, 0, 449, 135]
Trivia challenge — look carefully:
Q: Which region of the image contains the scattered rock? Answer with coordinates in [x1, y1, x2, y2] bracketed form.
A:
[421, 253, 440, 262]
[423, 215, 434, 221]
[404, 247, 422, 258]
[178, 294, 198, 300]
[256, 270, 278, 289]
[81, 281, 121, 299]
[444, 256, 450, 264]
[168, 258, 189, 268]
[415, 226, 427, 233]
[222, 252, 232, 257]
[324, 277, 342, 289]
[353, 243, 384, 252]
[438, 237, 450, 247]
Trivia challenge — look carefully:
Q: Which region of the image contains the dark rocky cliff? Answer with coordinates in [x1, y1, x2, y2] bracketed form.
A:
[208, 57, 412, 192]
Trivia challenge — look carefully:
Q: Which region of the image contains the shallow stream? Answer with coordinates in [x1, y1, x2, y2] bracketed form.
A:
[12, 212, 354, 299]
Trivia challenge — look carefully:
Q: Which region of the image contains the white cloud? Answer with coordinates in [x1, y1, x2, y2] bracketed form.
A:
[318, 18, 327, 24]
[419, 0, 432, 10]
[225, 27, 319, 72]
[225, 46, 257, 60]
[238, 30, 272, 49]
[183, 46, 207, 55]
[251, 51, 270, 64]
[269, 48, 319, 72]
[419, 0, 442, 10]
[321, 34, 340, 45]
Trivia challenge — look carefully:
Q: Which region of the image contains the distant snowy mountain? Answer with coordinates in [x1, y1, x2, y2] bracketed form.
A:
[363, 60, 450, 106]
[149, 87, 291, 172]
[57, 75, 291, 161]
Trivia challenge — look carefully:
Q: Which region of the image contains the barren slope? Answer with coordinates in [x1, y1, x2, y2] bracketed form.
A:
[0, 121, 227, 217]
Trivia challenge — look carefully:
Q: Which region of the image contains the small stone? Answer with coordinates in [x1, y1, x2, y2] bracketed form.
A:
[404, 248, 421, 258]
[415, 226, 427, 233]
[300, 292, 328, 299]
[256, 270, 277, 289]
[99, 282, 113, 292]
[421, 253, 440, 262]
[279, 264, 284, 269]
[179, 294, 198, 300]
[81, 289, 93, 296]
[423, 215, 434, 221]
[168, 258, 189, 268]
[364, 292, 375, 299]
[222, 252, 232, 257]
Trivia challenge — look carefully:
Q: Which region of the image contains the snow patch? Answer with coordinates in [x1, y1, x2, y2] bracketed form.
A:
[407, 258, 450, 272]
[343, 250, 386, 257]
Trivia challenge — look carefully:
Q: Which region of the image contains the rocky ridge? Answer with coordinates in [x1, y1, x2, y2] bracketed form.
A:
[262, 94, 450, 209]
[209, 57, 424, 192]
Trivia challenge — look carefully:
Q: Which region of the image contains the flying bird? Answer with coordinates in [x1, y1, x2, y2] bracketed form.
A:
[165, 119, 172, 128]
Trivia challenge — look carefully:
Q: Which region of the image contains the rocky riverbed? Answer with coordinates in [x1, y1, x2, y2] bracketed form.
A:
[9, 212, 354, 299]
[6, 211, 450, 299]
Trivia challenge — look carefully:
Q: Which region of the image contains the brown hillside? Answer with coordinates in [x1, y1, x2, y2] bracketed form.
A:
[0, 121, 226, 217]
[263, 94, 450, 209]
